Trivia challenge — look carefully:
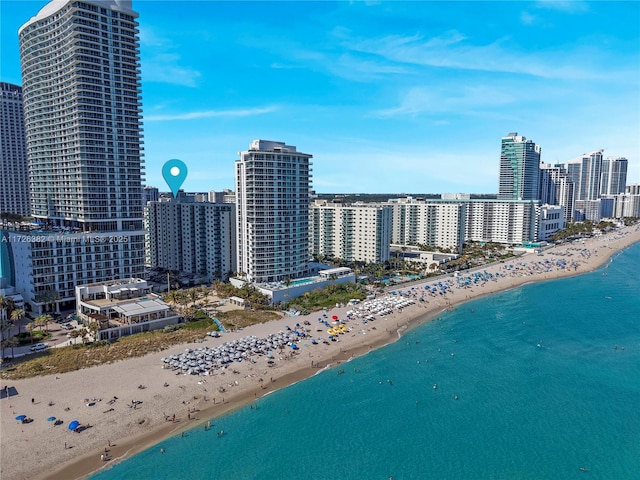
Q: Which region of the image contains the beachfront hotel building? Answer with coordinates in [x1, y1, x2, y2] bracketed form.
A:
[464, 200, 541, 244]
[2, 0, 146, 313]
[498, 133, 541, 201]
[386, 197, 562, 246]
[144, 199, 236, 283]
[0, 82, 30, 217]
[309, 200, 392, 263]
[75, 278, 180, 340]
[385, 197, 466, 252]
[235, 140, 312, 283]
[539, 162, 576, 222]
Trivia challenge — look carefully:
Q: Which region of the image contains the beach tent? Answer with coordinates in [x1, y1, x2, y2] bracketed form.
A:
[68, 420, 80, 431]
[15, 415, 26, 421]
[47, 416, 56, 422]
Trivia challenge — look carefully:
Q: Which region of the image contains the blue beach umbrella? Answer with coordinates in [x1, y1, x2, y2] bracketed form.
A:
[15, 415, 27, 421]
[47, 416, 56, 422]
[68, 420, 80, 431]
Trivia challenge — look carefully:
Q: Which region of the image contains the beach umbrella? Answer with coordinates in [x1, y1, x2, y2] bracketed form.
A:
[332, 315, 338, 320]
[68, 420, 80, 431]
[15, 415, 27, 421]
[47, 416, 56, 422]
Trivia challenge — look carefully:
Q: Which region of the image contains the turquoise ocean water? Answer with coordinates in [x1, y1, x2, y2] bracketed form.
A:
[92, 243, 639, 480]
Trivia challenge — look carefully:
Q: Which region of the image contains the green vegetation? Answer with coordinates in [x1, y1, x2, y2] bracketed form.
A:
[284, 282, 368, 313]
[0, 326, 214, 380]
[15, 330, 51, 346]
[551, 221, 596, 241]
[211, 281, 271, 307]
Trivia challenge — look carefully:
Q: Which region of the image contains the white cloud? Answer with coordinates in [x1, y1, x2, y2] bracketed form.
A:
[535, 1, 589, 13]
[139, 28, 202, 87]
[145, 106, 279, 122]
[348, 31, 606, 80]
[374, 85, 516, 118]
[520, 11, 537, 25]
[143, 57, 202, 88]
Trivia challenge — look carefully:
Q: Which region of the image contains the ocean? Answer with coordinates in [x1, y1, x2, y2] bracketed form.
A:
[91, 243, 640, 480]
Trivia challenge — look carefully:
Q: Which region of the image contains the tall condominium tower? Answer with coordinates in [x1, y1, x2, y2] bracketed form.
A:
[539, 162, 576, 222]
[235, 140, 312, 284]
[600, 157, 628, 196]
[0, 82, 30, 216]
[498, 133, 541, 201]
[5, 0, 145, 313]
[566, 150, 603, 201]
[19, 0, 144, 231]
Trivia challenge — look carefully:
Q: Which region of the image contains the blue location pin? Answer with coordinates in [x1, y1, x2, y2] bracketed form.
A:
[162, 159, 188, 198]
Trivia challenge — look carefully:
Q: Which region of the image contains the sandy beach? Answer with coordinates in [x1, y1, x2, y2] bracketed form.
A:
[2, 225, 639, 480]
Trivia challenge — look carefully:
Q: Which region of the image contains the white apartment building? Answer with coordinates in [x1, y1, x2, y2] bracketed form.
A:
[235, 140, 312, 283]
[603, 191, 640, 219]
[387, 197, 556, 246]
[309, 200, 392, 263]
[465, 200, 539, 244]
[6, 0, 146, 313]
[145, 200, 236, 282]
[538, 204, 565, 241]
[385, 197, 466, 252]
[0, 83, 30, 216]
[5, 229, 146, 313]
[567, 150, 604, 201]
[600, 157, 628, 196]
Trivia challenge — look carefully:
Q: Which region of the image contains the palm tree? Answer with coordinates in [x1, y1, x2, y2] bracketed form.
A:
[0, 294, 7, 322]
[11, 309, 24, 335]
[2, 337, 19, 359]
[188, 288, 199, 307]
[164, 290, 178, 304]
[26, 319, 36, 343]
[87, 321, 100, 341]
[69, 329, 81, 345]
[35, 314, 52, 333]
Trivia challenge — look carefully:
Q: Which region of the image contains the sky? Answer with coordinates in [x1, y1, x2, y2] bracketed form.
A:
[1, 0, 639, 194]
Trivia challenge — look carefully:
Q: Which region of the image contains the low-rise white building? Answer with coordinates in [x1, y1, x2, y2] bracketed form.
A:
[537, 204, 565, 241]
[231, 267, 356, 305]
[75, 278, 180, 341]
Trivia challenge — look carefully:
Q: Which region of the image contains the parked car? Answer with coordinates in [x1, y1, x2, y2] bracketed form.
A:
[62, 323, 74, 330]
[30, 343, 49, 352]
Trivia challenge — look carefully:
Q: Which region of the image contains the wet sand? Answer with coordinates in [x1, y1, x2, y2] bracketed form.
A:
[2, 225, 639, 480]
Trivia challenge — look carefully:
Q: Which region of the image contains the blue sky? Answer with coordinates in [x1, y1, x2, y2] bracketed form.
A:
[1, 0, 639, 194]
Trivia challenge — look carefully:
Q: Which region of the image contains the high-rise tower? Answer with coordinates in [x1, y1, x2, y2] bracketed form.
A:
[19, 0, 144, 231]
[600, 157, 628, 196]
[235, 140, 312, 284]
[0, 83, 30, 216]
[5, 0, 146, 313]
[539, 162, 576, 221]
[566, 150, 603, 201]
[498, 133, 541, 201]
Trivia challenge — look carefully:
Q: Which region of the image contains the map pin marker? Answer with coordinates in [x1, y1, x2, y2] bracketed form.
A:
[162, 159, 188, 198]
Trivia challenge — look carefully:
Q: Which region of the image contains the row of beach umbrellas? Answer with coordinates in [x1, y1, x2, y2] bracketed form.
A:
[15, 414, 79, 430]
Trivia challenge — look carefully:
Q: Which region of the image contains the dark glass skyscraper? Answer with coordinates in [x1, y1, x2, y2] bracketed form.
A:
[498, 133, 541, 201]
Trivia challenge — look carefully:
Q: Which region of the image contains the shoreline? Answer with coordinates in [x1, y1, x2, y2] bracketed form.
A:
[2, 226, 639, 480]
